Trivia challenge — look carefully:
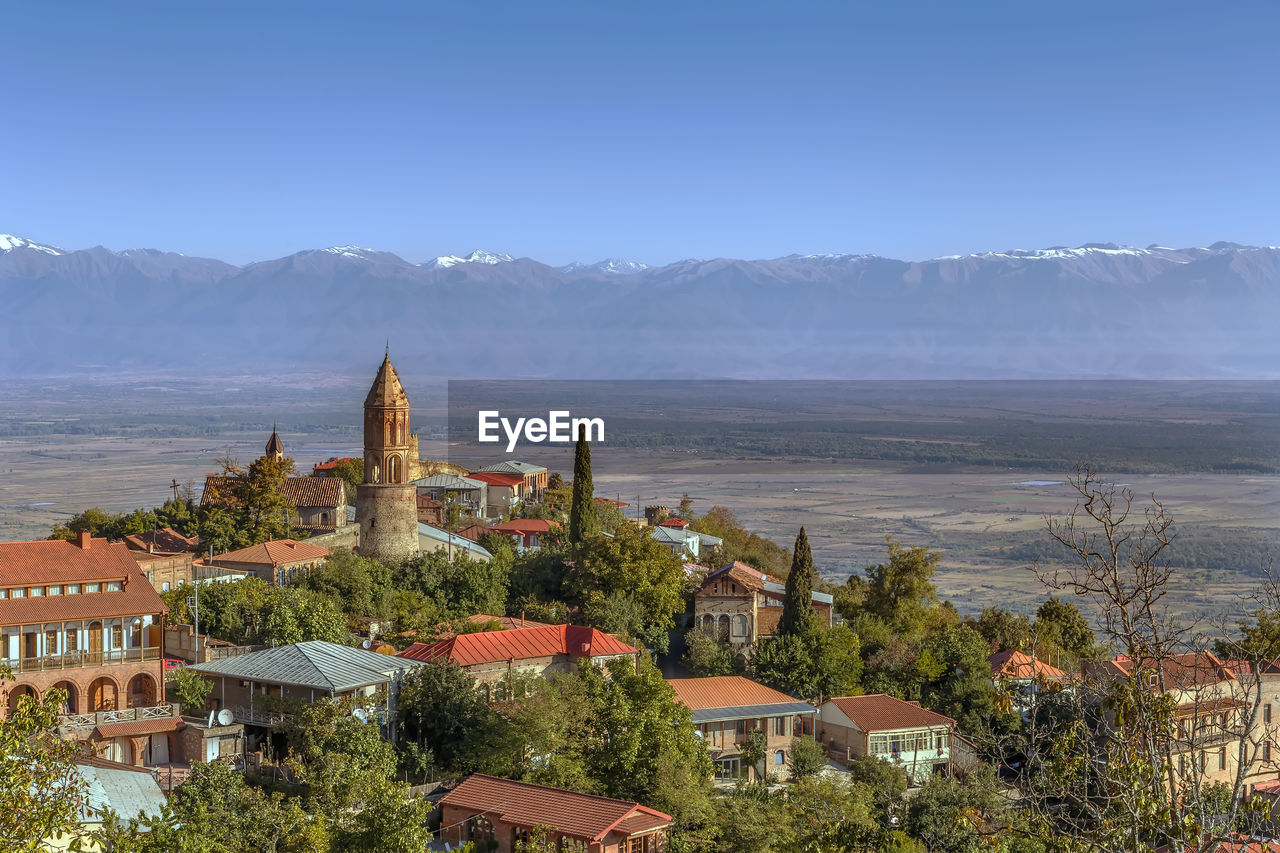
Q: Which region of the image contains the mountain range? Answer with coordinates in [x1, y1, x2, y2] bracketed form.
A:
[2, 235, 1277, 379]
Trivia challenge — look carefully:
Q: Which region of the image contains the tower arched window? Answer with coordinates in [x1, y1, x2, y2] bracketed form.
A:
[388, 455, 401, 484]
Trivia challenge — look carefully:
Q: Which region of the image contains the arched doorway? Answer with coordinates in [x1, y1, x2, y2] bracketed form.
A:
[6, 683, 37, 713]
[88, 676, 118, 711]
[718, 614, 730, 643]
[50, 680, 78, 715]
[701, 614, 714, 632]
[127, 673, 157, 709]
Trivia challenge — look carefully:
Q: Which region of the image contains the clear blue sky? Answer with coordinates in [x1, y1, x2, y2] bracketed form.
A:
[3, 1, 1277, 266]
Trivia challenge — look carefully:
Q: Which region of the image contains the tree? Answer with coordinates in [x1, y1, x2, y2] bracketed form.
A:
[789, 736, 827, 780]
[293, 550, 392, 621]
[683, 627, 744, 677]
[903, 766, 1007, 853]
[171, 667, 213, 715]
[0, 673, 85, 852]
[864, 538, 941, 631]
[568, 424, 597, 546]
[326, 458, 364, 497]
[1032, 596, 1100, 667]
[281, 697, 396, 778]
[741, 730, 768, 779]
[255, 588, 347, 646]
[393, 549, 510, 621]
[396, 661, 509, 773]
[971, 606, 1032, 654]
[198, 453, 301, 551]
[787, 775, 881, 852]
[778, 527, 817, 638]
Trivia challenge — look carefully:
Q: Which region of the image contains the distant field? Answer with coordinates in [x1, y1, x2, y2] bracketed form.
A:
[2, 376, 1277, 619]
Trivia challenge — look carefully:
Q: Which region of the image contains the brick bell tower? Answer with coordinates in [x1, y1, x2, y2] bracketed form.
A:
[356, 351, 420, 561]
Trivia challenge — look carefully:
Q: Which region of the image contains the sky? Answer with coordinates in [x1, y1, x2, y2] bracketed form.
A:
[2, 1, 1278, 266]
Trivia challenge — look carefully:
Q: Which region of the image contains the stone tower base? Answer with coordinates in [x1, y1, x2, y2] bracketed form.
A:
[356, 483, 419, 563]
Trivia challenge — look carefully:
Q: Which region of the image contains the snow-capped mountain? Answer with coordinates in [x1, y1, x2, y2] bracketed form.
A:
[1, 233, 1276, 380]
[425, 250, 514, 269]
[0, 234, 64, 255]
[559, 258, 650, 275]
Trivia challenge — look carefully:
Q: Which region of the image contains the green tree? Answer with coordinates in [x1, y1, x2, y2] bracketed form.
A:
[864, 538, 941, 631]
[396, 661, 508, 773]
[281, 697, 396, 778]
[256, 588, 348, 646]
[971, 606, 1032, 653]
[787, 774, 881, 852]
[788, 736, 827, 781]
[293, 549, 392, 620]
[779, 527, 817, 638]
[0, 673, 85, 852]
[568, 424, 597, 546]
[682, 627, 744, 677]
[394, 550, 510, 620]
[326, 458, 364, 497]
[1032, 597, 1100, 667]
[171, 667, 213, 715]
[198, 453, 301, 551]
[903, 766, 1006, 853]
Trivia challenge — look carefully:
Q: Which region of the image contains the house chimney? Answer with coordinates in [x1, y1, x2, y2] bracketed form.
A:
[77, 530, 91, 549]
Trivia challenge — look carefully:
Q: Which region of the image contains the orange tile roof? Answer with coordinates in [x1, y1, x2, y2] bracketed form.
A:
[702, 562, 782, 593]
[666, 676, 801, 712]
[312, 457, 358, 473]
[594, 497, 630, 507]
[658, 518, 689, 528]
[467, 471, 524, 488]
[211, 539, 330, 567]
[0, 538, 167, 624]
[454, 524, 489, 542]
[439, 774, 671, 842]
[988, 650, 1068, 681]
[123, 528, 199, 554]
[1088, 651, 1235, 690]
[94, 716, 182, 739]
[398, 624, 636, 666]
[823, 694, 955, 732]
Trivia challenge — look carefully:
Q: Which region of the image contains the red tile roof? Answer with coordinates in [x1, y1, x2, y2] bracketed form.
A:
[312, 457, 358, 473]
[988, 650, 1069, 681]
[594, 497, 630, 508]
[281, 477, 346, 509]
[454, 524, 490, 542]
[488, 519, 560, 534]
[467, 471, 524, 488]
[702, 561, 782, 593]
[1087, 651, 1235, 690]
[658, 518, 689, 528]
[822, 694, 955, 732]
[123, 528, 199, 555]
[439, 774, 671, 842]
[416, 494, 442, 509]
[398, 624, 637, 666]
[667, 676, 802, 712]
[211, 539, 330, 567]
[0, 538, 168, 624]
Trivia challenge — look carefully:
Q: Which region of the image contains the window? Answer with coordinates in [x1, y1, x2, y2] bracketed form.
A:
[66, 629, 78, 652]
[29, 587, 44, 597]
[66, 584, 80, 595]
[161, 582, 170, 592]
[48, 586, 61, 596]
[1265, 742, 1273, 763]
[774, 750, 785, 765]
[45, 630, 58, 654]
[105, 581, 123, 592]
[1266, 704, 1273, 725]
[714, 757, 742, 781]
[110, 624, 123, 649]
[0, 589, 7, 599]
[735, 719, 747, 736]
[465, 816, 494, 842]
[560, 838, 589, 852]
[774, 716, 788, 736]
[85, 583, 101, 594]
[1219, 749, 1226, 770]
[11, 588, 25, 599]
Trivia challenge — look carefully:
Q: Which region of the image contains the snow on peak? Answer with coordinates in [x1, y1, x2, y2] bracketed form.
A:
[0, 234, 64, 256]
[322, 245, 382, 260]
[427, 250, 514, 269]
[939, 244, 1188, 263]
[560, 258, 649, 275]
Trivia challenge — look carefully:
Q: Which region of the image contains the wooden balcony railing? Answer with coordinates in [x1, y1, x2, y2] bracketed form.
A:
[3, 647, 161, 673]
[57, 702, 180, 733]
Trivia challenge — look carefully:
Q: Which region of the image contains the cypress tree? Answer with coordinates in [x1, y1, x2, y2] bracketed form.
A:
[569, 423, 598, 545]
[779, 527, 817, 637]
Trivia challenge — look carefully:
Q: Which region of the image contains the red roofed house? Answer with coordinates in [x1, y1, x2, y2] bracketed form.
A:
[988, 649, 1071, 715]
[467, 471, 525, 518]
[817, 694, 955, 783]
[204, 539, 330, 586]
[398, 624, 638, 696]
[668, 675, 817, 782]
[693, 561, 833, 648]
[202, 473, 348, 532]
[487, 518, 561, 552]
[657, 517, 689, 529]
[438, 773, 672, 853]
[0, 533, 180, 767]
[122, 527, 201, 594]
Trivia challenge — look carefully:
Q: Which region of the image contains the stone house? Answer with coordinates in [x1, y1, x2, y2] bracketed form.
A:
[692, 561, 833, 647]
[817, 693, 955, 784]
[204, 538, 329, 585]
[472, 460, 548, 500]
[438, 773, 672, 853]
[0, 533, 179, 767]
[667, 675, 817, 782]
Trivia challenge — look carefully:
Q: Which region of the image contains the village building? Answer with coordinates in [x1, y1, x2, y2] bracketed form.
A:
[438, 773, 672, 853]
[203, 539, 329, 586]
[280, 477, 347, 531]
[398, 623, 638, 695]
[0, 534, 181, 767]
[667, 675, 816, 782]
[988, 649, 1071, 715]
[122, 527, 198, 556]
[415, 493, 443, 526]
[649, 524, 721, 561]
[417, 522, 494, 562]
[692, 561, 833, 647]
[486, 518, 561, 552]
[312, 456, 358, 477]
[45, 755, 169, 851]
[467, 470, 526, 517]
[414, 472, 488, 518]
[473, 460, 549, 500]
[817, 694, 955, 783]
[187, 640, 423, 734]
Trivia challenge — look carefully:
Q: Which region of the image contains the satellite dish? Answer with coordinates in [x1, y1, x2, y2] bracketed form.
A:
[361, 639, 372, 649]
[352, 708, 369, 723]
[217, 708, 235, 726]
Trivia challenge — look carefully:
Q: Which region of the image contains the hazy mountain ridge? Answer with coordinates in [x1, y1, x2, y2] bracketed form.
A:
[1, 235, 1276, 379]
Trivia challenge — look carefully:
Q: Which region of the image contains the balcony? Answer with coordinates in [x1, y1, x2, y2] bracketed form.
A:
[3, 647, 162, 673]
[57, 702, 180, 734]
